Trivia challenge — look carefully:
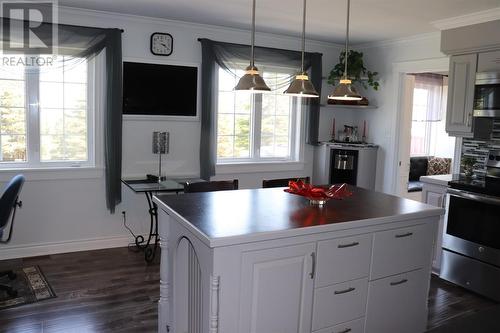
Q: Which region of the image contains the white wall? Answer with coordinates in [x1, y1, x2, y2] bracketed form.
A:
[351, 33, 447, 193]
[0, 6, 342, 259]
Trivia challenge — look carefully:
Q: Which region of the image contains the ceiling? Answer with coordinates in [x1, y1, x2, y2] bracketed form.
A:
[59, 0, 500, 44]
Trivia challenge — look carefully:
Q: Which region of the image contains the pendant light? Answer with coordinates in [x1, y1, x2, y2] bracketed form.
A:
[284, 0, 319, 98]
[234, 0, 271, 92]
[328, 0, 362, 101]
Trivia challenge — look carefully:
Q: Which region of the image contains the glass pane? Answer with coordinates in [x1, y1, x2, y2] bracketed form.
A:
[64, 83, 87, 109]
[276, 96, 291, 115]
[218, 68, 236, 92]
[262, 94, 276, 115]
[64, 109, 87, 135]
[40, 108, 64, 135]
[275, 116, 289, 136]
[0, 80, 25, 107]
[40, 64, 64, 82]
[234, 94, 251, 114]
[1, 107, 26, 134]
[275, 136, 289, 157]
[0, 135, 26, 162]
[218, 92, 234, 114]
[65, 135, 87, 160]
[0, 61, 24, 80]
[64, 60, 87, 83]
[217, 114, 234, 136]
[217, 136, 234, 158]
[260, 135, 274, 157]
[234, 135, 250, 158]
[261, 115, 275, 136]
[40, 82, 64, 108]
[41, 135, 64, 161]
[234, 114, 250, 136]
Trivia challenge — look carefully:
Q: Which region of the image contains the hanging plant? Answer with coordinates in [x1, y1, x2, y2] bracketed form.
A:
[328, 50, 380, 91]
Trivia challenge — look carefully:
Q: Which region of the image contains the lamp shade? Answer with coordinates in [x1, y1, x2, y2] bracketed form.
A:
[284, 73, 319, 98]
[328, 79, 362, 100]
[234, 65, 271, 92]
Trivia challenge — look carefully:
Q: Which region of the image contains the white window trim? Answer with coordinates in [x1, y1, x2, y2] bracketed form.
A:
[215, 64, 306, 168]
[0, 53, 104, 180]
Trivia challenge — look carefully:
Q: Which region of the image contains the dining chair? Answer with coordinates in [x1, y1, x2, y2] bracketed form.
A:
[184, 179, 239, 193]
[262, 176, 310, 188]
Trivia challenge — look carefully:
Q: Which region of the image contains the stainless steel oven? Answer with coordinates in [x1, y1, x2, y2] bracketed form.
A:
[440, 151, 500, 301]
[474, 72, 500, 118]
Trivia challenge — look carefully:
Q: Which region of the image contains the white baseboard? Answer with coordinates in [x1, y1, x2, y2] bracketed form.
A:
[0, 235, 142, 260]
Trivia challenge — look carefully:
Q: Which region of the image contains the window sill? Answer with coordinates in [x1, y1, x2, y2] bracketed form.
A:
[216, 161, 305, 174]
[0, 167, 104, 182]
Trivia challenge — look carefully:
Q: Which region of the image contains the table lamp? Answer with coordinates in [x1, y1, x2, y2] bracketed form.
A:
[152, 131, 169, 183]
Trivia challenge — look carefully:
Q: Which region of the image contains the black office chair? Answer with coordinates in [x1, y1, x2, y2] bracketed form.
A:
[262, 176, 310, 188]
[184, 179, 238, 193]
[0, 174, 25, 298]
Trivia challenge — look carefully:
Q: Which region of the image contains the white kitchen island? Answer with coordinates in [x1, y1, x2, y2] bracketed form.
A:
[153, 186, 443, 333]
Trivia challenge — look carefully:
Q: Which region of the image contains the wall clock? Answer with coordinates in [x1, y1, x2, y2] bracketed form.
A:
[150, 32, 173, 56]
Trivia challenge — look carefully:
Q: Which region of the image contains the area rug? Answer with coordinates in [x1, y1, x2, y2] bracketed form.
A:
[0, 266, 56, 310]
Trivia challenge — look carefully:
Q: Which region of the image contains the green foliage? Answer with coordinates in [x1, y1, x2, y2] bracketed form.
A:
[327, 50, 380, 91]
[461, 156, 476, 168]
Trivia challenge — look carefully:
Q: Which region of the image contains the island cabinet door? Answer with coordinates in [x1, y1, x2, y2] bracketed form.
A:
[365, 269, 428, 333]
[238, 243, 316, 333]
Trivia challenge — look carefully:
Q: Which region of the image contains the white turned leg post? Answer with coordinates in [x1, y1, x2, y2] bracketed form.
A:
[210, 275, 220, 333]
[158, 213, 171, 333]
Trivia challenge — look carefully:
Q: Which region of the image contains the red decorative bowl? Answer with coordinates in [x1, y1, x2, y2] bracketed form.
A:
[284, 180, 352, 206]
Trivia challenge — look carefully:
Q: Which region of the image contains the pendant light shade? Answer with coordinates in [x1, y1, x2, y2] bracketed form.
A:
[328, 0, 362, 101]
[234, 65, 271, 92]
[234, 0, 270, 93]
[284, 0, 319, 98]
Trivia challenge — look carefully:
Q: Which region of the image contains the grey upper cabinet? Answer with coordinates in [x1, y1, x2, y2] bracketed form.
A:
[445, 54, 477, 137]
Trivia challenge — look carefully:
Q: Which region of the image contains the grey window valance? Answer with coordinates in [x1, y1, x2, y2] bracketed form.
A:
[0, 18, 123, 213]
[198, 38, 322, 180]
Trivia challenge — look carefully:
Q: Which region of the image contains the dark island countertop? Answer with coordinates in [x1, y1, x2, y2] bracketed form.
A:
[153, 186, 444, 248]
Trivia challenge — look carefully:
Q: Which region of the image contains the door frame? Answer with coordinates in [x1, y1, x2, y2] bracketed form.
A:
[391, 57, 461, 195]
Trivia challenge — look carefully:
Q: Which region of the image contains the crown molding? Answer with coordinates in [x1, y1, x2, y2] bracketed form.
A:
[353, 31, 440, 50]
[432, 7, 500, 31]
[56, 5, 343, 50]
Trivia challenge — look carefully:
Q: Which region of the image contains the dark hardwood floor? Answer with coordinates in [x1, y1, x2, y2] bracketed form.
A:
[0, 247, 160, 333]
[0, 247, 496, 332]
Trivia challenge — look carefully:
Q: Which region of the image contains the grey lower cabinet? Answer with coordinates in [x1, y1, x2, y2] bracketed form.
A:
[445, 53, 477, 137]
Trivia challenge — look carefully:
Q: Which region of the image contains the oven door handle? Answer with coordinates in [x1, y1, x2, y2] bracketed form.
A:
[447, 188, 500, 206]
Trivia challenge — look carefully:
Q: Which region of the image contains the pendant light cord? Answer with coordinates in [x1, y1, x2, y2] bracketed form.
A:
[300, 0, 307, 73]
[250, 0, 256, 68]
[344, 0, 350, 79]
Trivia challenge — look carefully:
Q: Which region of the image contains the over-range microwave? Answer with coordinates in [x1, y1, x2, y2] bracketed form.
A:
[474, 72, 500, 118]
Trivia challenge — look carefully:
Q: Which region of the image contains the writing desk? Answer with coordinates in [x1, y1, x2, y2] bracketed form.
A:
[122, 178, 201, 262]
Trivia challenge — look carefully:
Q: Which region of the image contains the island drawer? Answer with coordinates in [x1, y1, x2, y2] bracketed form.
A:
[316, 234, 372, 287]
[312, 278, 368, 331]
[370, 223, 433, 280]
[365, 269, 428, 333]
[313, 317, 364, 333]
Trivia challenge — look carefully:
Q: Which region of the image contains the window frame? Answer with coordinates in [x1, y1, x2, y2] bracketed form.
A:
[215, 64, 303, 165]
[0, 56, 96, 170]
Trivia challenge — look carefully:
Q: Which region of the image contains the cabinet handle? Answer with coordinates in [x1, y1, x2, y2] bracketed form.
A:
[467, 112, 472, 127]
[334, 287, 356, 295]
[335, 329, 352, 333]
[395, 232, 413, 238]
[338, 241, 359, 248]
[390, 278, 408, 286]
[310, 252, 316, 279]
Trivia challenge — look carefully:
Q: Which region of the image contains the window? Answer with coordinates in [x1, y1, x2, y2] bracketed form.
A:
[0, 55, 94, 169]
[216, 66, 301, 163]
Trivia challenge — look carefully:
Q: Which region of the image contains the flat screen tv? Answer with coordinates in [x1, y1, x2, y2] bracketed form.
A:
[123, 62, 198, 117]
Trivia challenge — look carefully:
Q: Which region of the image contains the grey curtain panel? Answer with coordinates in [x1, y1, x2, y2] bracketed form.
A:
[1, 19, 123, 213]
[198, 38, 322, 179]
